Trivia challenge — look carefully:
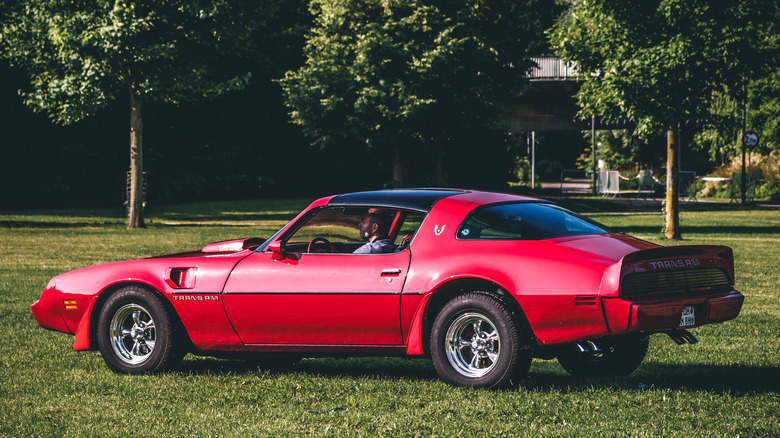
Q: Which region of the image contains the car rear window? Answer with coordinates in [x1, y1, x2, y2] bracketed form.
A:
[457, 202, 609, 240]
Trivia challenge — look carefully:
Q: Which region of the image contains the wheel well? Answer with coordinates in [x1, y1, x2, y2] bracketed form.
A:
[421, 278, 529, 355]
[88, 282, 191, 351]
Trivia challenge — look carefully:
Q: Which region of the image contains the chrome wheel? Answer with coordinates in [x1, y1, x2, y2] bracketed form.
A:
[431, 293, 532, 388]
[444, 312, 501, 378]
[109, 303, 156, 365]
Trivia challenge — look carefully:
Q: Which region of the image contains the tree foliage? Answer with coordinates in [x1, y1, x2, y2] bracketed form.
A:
[280, 0, 549, 187]
[2, 0, 270, 123]
[749, 69, 780, 153]
[551, 0, 775, 133]
[1, 0, 272, 226]
[692, 2, 779, 166]
[550, 0, 776, 238]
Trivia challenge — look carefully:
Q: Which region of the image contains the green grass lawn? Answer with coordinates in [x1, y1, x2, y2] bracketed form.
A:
[1, 199, 778, 437]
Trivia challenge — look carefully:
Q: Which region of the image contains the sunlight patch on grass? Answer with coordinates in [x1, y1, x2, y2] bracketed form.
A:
[1, 201, 778, 437]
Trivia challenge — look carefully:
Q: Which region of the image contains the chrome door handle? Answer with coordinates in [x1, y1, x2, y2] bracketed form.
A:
[380, 268, 402, 276]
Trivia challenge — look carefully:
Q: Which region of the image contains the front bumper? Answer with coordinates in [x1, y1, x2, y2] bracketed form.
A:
[602, 290, 744, 333]
[31, 282, 71, 334]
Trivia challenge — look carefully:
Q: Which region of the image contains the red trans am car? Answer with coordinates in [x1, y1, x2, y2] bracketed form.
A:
[32, 189, 744, 388]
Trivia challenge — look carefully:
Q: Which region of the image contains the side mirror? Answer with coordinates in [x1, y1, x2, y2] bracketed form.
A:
[267, 240, 286, 260]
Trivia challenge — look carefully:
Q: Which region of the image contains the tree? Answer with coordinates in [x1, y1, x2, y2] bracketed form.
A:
[1, 0, 272, 228]
[747, 4, 780, 155]
[551, 0, 776, 238]
[749, 70, 780, 154]
[280, 0, 547, 187]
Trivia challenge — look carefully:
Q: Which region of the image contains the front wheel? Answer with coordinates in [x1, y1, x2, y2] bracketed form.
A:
[557, 335, 649, 377]
[430, 293, 533, 388]
[97, 286, 185, 374]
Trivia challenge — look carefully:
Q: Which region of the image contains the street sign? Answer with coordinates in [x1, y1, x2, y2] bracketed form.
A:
[742, 130, 759, 149]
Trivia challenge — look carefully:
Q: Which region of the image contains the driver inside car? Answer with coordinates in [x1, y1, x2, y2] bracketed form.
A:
[353, 210, 396, 254]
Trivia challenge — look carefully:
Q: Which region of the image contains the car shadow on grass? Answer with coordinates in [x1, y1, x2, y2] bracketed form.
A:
[174, 356, 778, 394]
[175, 355, 441, 382]
[526, 362, 780, 396]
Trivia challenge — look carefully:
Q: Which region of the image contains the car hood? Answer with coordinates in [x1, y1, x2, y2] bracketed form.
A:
[148, 237, 267, 259]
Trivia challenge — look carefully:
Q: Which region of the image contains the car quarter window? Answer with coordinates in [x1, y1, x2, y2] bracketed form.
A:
[457, 202, 609, 240]
[397, 211, 425, 239]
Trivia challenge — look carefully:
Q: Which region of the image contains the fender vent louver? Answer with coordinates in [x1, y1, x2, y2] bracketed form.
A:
[574, 296, 597, 306]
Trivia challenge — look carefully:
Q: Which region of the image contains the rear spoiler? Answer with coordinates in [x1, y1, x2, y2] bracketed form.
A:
[620, 245, 735, 284]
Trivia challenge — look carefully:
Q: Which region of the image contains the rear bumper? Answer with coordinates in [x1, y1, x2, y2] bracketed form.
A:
[603, 290, 744, 333]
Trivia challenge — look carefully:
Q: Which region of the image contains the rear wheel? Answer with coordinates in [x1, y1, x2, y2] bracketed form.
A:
[430, 293, 533, 388]
[557, 335, 649, 377]
[97, 286, 185, 374]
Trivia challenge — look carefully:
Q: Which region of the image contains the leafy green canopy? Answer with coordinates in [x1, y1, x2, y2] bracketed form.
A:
[280, 0, 543, 154]
[550, 0, 776, 135]
[750, 69, 780, 154]
[1, 0, 270, 124]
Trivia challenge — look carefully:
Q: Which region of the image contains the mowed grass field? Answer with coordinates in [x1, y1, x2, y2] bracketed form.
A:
[1, 198, 778, 437]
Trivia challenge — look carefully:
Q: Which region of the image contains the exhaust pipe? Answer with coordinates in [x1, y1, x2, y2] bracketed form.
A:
[575, 340, 603, 353]
[586, 340, 602, 352]
[666, 329, 699, 345]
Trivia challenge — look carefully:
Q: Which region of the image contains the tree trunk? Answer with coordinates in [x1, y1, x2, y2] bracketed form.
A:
[434, 142, 443, 187]
[127, 92, 145, 229]
[392, 144, 402, 187]
[664, 126, 680, 239]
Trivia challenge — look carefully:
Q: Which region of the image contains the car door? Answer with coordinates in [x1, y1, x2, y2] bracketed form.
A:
[222, 247, 410, 346]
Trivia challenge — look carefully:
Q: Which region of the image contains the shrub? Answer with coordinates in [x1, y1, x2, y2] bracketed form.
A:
[699, 151, 780, 201]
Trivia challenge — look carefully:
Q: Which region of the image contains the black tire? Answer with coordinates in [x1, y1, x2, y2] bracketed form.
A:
[430, 293, 533, 389]
[557, 335, 649, 377]
[97, 286, 185, 374]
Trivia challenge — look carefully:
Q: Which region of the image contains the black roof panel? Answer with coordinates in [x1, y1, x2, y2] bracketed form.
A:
[329, 189, 467, 211]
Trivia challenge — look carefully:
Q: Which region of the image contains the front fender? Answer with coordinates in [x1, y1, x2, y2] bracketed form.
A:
[73, 297, 98, 351]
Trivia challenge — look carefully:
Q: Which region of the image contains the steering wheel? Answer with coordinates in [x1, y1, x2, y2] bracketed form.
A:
[307, 237, 337, 253]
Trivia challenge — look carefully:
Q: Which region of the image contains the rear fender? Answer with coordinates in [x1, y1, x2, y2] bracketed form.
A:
[404, 278, 524, 356]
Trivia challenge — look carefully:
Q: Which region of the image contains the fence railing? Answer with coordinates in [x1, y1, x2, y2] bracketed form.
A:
[560, 169, 592, 194]
[597, 171, 620, 197]
[559, 169, 699, 202]
[729, 172, 757, 203]
[527, 57, 580, 80]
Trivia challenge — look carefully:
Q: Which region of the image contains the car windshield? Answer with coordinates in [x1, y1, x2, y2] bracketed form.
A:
[458, 202, 609, 240]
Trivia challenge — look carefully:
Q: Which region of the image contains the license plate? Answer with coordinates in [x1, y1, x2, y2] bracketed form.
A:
[680, 306, 695, 327]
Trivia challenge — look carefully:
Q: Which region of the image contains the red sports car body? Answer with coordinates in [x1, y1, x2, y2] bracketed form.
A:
[32, 189, 744, 388]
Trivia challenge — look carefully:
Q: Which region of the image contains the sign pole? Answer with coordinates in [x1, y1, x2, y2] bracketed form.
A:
[741, 129, 760, 203]
[591, 116, 597, 195]
[741, 77, 747, 204]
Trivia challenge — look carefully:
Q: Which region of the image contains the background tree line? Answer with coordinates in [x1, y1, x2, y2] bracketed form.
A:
[1, 0, 778, 231]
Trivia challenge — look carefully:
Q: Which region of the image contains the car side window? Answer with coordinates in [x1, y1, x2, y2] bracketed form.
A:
[284, 207, 426, 253]
[287, 208, 359, 245]
[458, 203, 609, 240]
